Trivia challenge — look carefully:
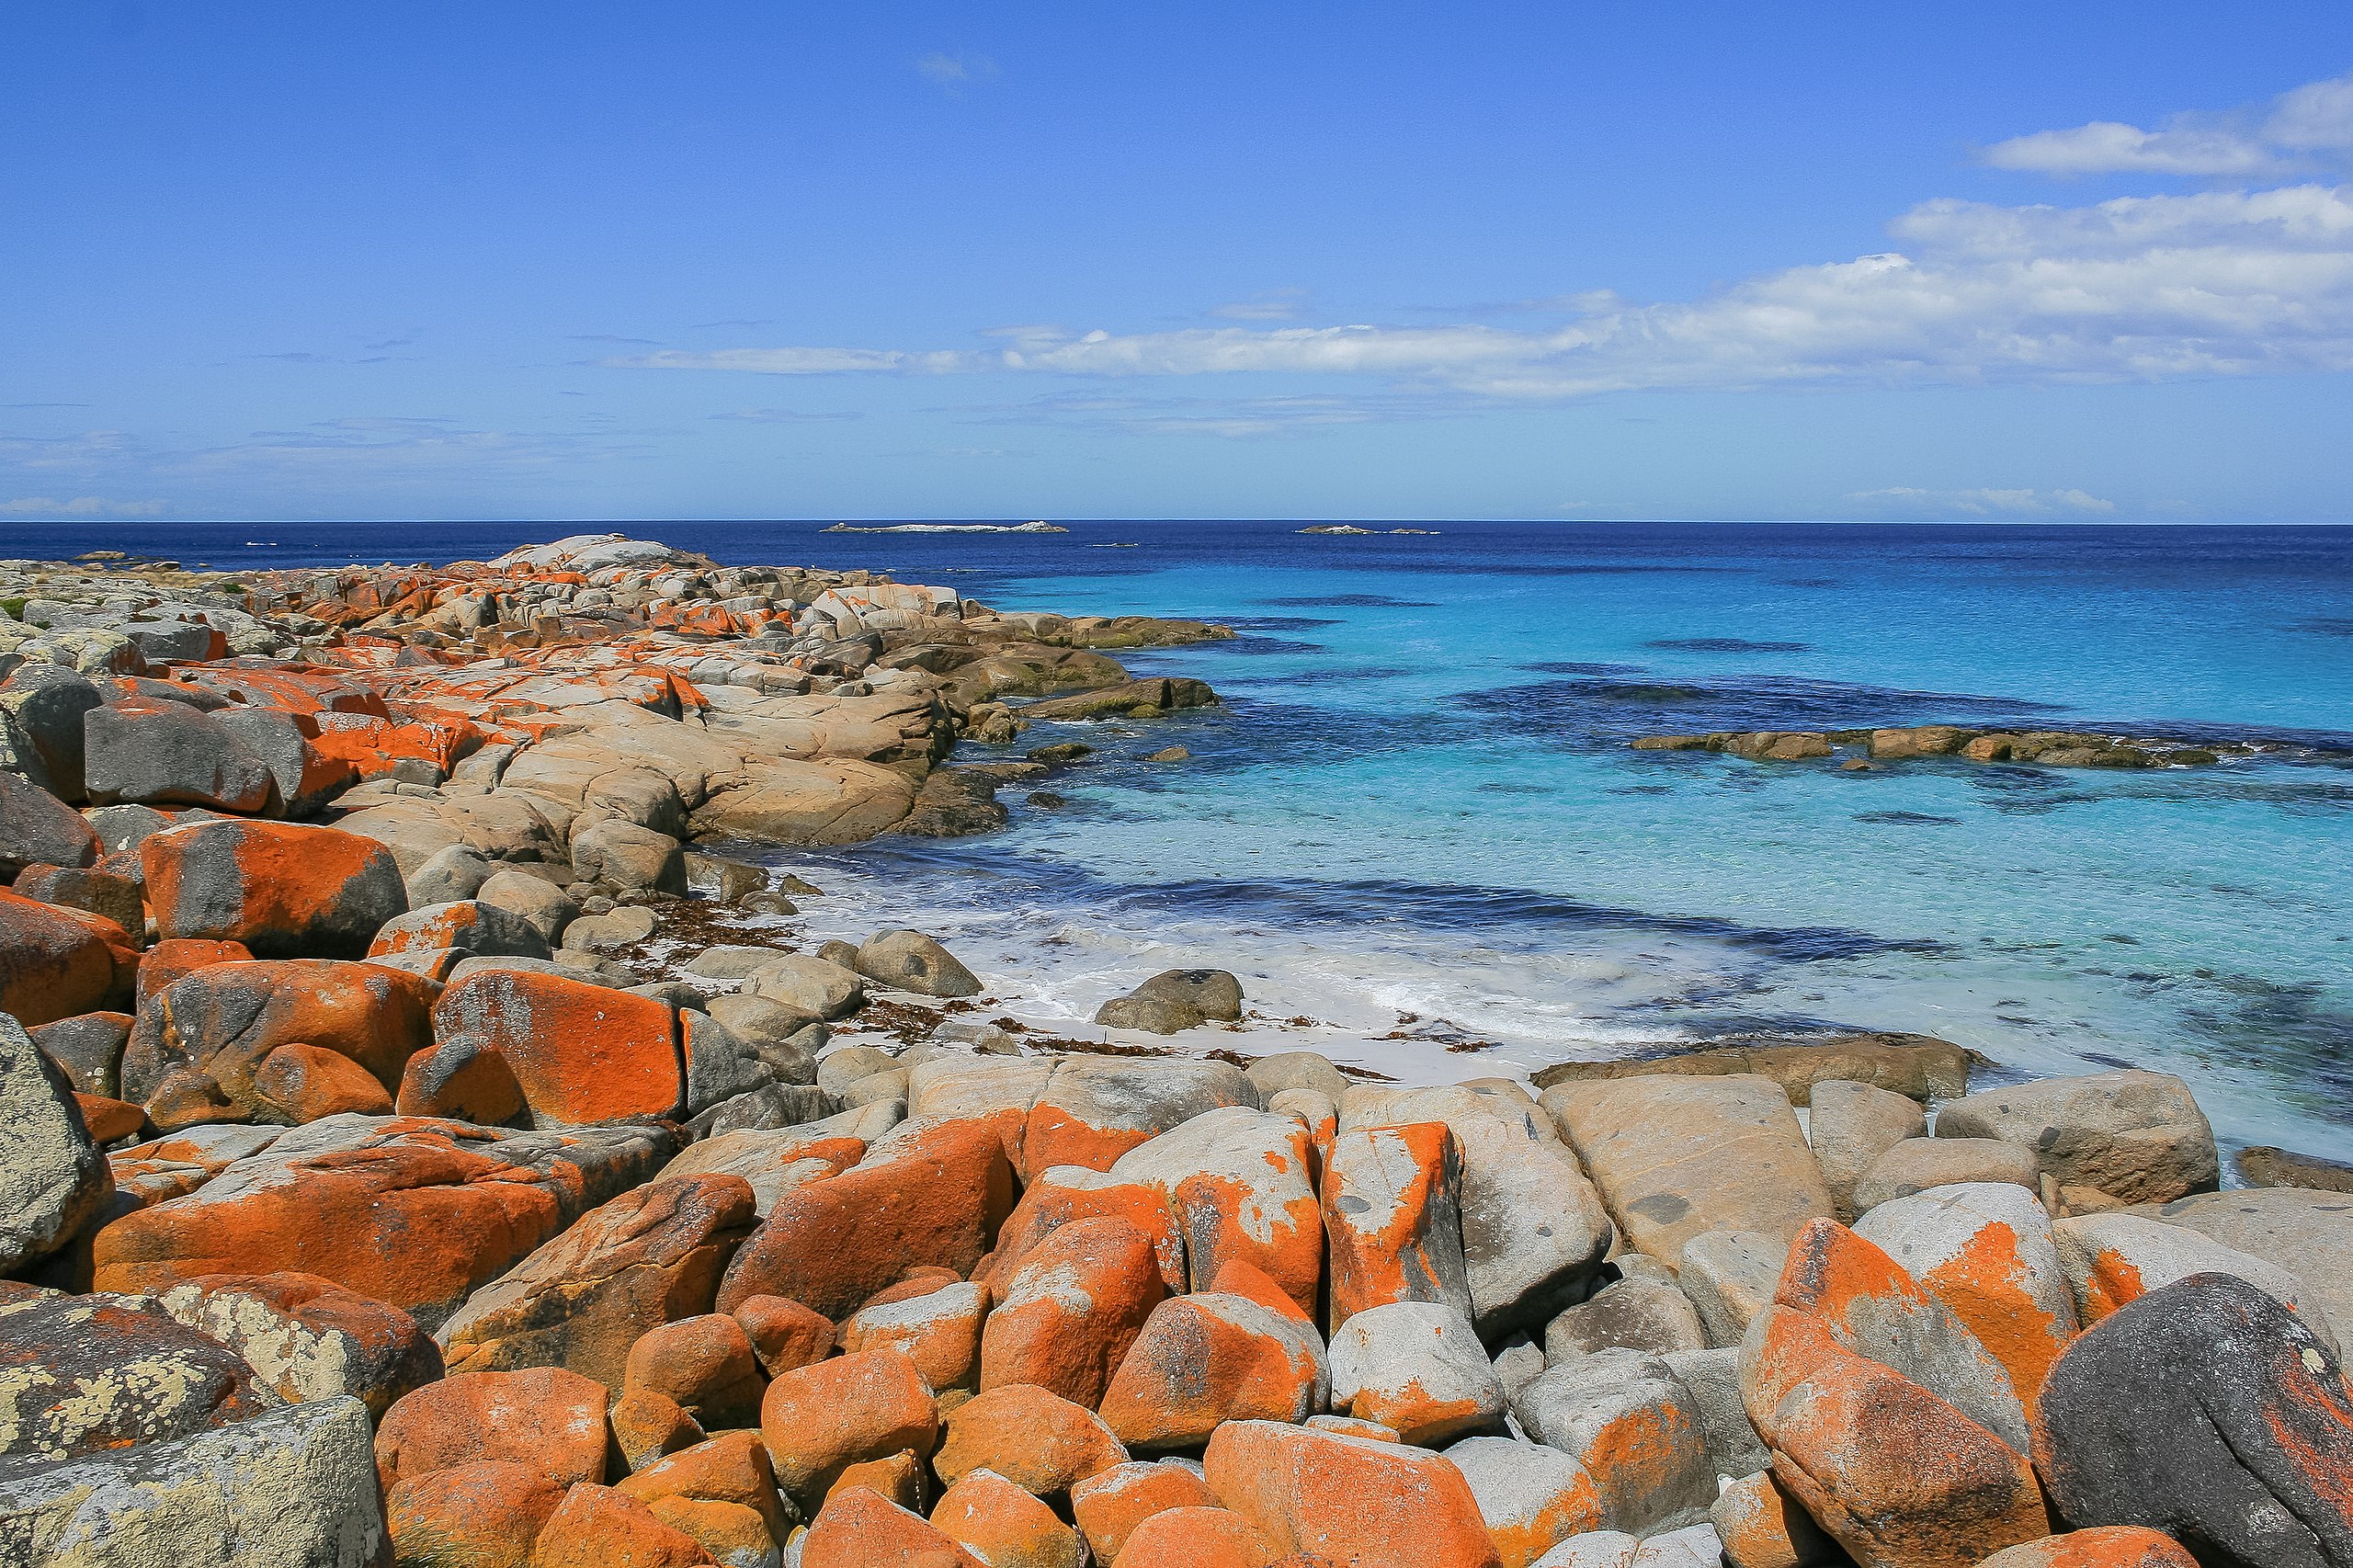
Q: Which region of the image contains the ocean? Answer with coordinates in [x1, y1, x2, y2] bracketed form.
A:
[13, 517, 2351, 1160]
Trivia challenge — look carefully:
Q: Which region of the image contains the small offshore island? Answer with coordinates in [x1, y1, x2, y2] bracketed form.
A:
[1, 533, 2349, 1567]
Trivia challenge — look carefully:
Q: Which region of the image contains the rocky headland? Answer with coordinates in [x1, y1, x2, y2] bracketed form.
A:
[2, 534, 2349, 1567]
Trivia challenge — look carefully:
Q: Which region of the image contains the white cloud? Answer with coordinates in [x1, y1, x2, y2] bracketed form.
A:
[1984, 70, 2353, 176]
[915, 51, 996, 86]
[0, 494, 165, 517]
[612, 183, 2353, 400]
[1849, 486, 2117, 517]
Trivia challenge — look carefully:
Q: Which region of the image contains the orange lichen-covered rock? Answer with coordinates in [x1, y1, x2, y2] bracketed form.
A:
[845, 1278, 990, 1393]
[1976, 1531, 2200, 1568]
[1097, 1290, 1327, 1449]
[802, 1487, 983, 1568]
[759, 1346, 940, 1506]
[123, 957, 436, 1114]
[616, 1430, 790, 1549]
[376, 1366, 611, 1493]
[1856, 1183, 2081, 1411]
[134, 937, 254, 1008]
[1774, 1216, 2033, 1454]
[976, 1165, 1187, 1299]
[1018, 1058, 1257, 1181]
[90, 1113, 673, 1330]
[1709, 1467, 1846, 1568]
[74, 1092, 145, 1142]
[643, 1498, 775, 1567]
[609, 1388, 705, 1473]
[731, 1292, 835, 1377]
[426, 968, 684, 1128]
[1109, 1107, 1324, 1318]
[1319, 1121, 1473, 1331]
[527, 1483, 715, 1568]
[934, 1383, 1130, 1498]
[624, 1312, 769, 1432]
[979, 1215, 1165, 1408]
[1443, 1436, 1605, 1568]
[831, 1449, 930, 1513]
[1115, 1506, 1279, 1568]
[248, 1040, 395, 1121]
[438, 1174, 757, 1389]
[142, 819, 408, 958]
[716, 1118, 1016, 1320]
[0, 887, 134, 1025]
[1071, 1460, 1220, 1562]
[1202, 1419, 1501, 1568]
[1738, 1305, 2049, 1568]
[930, 1470, 1087, 1568]
[385, 1459, 570, 1568]
[311, 710, 486, 779]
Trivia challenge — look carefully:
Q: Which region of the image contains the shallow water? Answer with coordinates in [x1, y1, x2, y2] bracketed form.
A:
[19, 517, 2353, 1157]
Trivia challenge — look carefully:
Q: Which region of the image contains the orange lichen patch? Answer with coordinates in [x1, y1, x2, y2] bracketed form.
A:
[929, 1470, 1086, 1567]
[830, 1449, 929, 1513]
[2078, 1248, 2150, 1323]
[616, 1430, 790, 1548]
[1570, 1399, 1698, 1532]
[1116, 1506, 1279, 1568]
[843, 1280, 989, 1394]
[608, 1389, 704, 1472]
[1909, 1216, 2078, 1408]
[1202, 1420, 1500, 1568]
[1320, 1121, 1467, 1330]
[0, 888, 135, 1025]
[802, 1487, 983, 1568]
[309, 710, 483, 777]
[624, 1316, 769, 1432]
[1741, 1306, 2049, 1568]
[383, 1460, 568, 1568]
[1072, 1461, 1219, 1562]
[142, 958, 438, 1105]
[249, 1041, 395, 1121]
[759, 1347, 939, 1506]
[730, 1292, 837, 1378]
[141, 819, 403, 958]
[375, 1366, 610, 1493]
[136, 938, 254, 1007]
[979, 1216, 1166, 1410]
[1098, 1294, 1325, 1450]
[529, 1483, 716, 1568]
[715, 1119, 1016, 1321]
[73, 1093, 146, 1144]
[431, 969, 684, 1127]
[1977, 1528, 2200, 1567]
[933, 1384, 1130, 1498]
[90, 1120, 575, 1322]
[1020, 1103, 1166, 1180]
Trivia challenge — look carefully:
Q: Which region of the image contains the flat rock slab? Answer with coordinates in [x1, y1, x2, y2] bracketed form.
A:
[1530, 1033, 1968, 1104]
[1541, 1074, 1833, 1271]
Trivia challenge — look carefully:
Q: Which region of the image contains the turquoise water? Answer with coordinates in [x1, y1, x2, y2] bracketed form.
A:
[17, 518, 2351, 1157]
[778, 523, 2353, 1162]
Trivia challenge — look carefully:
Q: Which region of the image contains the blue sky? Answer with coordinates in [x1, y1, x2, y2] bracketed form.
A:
[5, 3, 2351, 523]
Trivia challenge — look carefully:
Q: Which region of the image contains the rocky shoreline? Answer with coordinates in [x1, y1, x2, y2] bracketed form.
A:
[1631, 723, 2276, 769]
[3, 534, 2350, 1567]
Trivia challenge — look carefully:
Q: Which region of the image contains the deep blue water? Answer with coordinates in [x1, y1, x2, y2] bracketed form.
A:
[14, 518, 2352, 1158]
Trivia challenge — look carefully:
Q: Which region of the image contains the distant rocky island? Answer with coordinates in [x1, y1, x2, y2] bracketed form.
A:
[1, 532, 2347, 1567]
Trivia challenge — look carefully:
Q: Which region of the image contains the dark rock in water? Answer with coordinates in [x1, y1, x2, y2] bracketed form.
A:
[1027, 790, 1067, 808]
[2239, 1145, 2353, 1195]
[1095, 992, 1205, 1034]
[1022, 676, 1218, 721]
[1027, 742, 1094, 766]
[1127, 968, 1245, 1023]
[2032, 1273, 2353, 1568]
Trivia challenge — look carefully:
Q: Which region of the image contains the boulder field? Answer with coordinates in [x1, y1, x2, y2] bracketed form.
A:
[3, 538, 2352, 1567]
